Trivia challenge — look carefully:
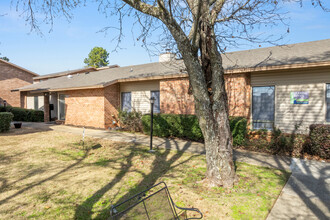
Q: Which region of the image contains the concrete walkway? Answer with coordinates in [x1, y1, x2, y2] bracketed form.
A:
[20, 123, 330, 219]
[267, 159, 330, 220]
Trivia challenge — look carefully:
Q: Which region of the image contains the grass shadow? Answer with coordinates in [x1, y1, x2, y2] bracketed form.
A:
[74, 141, 195, 219]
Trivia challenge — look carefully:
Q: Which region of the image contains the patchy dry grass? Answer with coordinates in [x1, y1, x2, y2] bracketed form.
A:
[0, 129, 289, 219]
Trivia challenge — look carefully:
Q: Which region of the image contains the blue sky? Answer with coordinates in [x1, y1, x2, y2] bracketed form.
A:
[0, 1, 330, 75]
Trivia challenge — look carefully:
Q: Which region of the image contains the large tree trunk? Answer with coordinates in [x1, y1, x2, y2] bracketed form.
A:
[193, 20, 237, 188]
[160, 13, 237, 188]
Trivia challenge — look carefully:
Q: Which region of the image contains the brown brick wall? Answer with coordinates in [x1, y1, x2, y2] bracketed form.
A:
[20, 91, 27, 108]
[225, 73, 251, 118]
[0, 62, 34, 107]
[160, 73, 251, 118]
[160, 78, 195, 114]
[50, 74, 250, 128]
[64, 88, 106, 128]
[44, 93, 50, 122]
[104, 84, 120, 128]
[63, 85, 120, 129]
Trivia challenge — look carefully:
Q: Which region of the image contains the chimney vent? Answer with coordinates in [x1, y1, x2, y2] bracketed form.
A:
[159, 52, 176, 62]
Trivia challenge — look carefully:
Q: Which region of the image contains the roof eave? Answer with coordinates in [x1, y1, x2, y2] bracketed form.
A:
[15, 60, 330, 92]
[18, 84, 105, 93]
[225, 60, 330, 74]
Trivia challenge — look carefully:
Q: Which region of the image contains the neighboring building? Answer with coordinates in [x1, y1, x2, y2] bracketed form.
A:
[0, 59, 38, 107]
[16, 39, 330, 134]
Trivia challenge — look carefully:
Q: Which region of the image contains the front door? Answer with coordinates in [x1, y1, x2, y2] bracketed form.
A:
[59, 94, 66, 120]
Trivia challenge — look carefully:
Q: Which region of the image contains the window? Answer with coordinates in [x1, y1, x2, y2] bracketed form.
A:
[34, 96, 39, 110]
[151, 91, 160, 113]
[59, 94, 66, 120]
[121, 92, 132, 112]
[326, 84, 330, 122]
[252, 86, 275, 130]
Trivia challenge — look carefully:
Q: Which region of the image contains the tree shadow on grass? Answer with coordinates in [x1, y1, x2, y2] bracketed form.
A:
[0, 143, 96, 207]
[73, 141, 197, 219]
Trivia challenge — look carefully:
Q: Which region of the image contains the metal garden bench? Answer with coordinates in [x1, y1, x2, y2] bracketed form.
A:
[110, 182, 203, 220]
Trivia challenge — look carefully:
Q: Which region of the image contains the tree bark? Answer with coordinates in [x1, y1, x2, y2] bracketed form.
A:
[158, 7, 237, 188]
[194, 18, 237, 188]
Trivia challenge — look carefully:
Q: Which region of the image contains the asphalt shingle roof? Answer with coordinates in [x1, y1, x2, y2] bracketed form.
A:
[18, 61, 185, 92]
[33, 67, 97, 80]
[222, 38, 330, 69]
[18, 39, 330, 92]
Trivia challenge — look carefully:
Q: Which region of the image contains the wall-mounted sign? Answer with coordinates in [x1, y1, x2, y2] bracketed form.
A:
[290, 91, 309, 104]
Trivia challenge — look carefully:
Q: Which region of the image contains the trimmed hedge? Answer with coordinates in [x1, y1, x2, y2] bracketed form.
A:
[306, 124, 330, 159]
[0, 112, 14, 132]
[0, 106, 44, 122]
[141, 114, 247, 145]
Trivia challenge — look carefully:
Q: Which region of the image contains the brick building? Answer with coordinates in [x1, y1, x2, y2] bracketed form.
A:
[0, 59, 38, 107]
[16, 39, 330, 133]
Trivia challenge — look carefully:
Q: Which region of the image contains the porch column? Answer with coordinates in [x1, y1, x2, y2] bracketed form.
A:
[20, 91, 27, 108]
[44, 92, 50, 123]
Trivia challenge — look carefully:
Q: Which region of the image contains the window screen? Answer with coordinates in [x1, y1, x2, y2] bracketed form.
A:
[34, 96, 39, 110]
[151, 91, 160, 113]
[121, 92, 132, 112]
[326, 84, 330, 122]
[252, 86, 275, 130]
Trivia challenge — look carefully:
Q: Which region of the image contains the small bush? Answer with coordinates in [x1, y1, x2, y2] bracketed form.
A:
[229, 116, 247, 146]
[0, 106, 44, 122]
[0, 112, 14, 132]
[118, 110, 143, 132]
[305, 124, 330, 159]
[269, 128, 291, 153]
[141, 114, 247, 145]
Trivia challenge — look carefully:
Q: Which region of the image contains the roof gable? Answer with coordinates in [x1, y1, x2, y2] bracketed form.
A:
[0, 59, 39, 76]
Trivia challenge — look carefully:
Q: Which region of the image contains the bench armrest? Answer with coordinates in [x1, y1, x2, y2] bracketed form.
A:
[173, 203, 203, 219]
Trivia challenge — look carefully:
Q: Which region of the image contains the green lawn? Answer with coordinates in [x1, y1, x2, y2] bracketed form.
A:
[0, 129, 290, 219]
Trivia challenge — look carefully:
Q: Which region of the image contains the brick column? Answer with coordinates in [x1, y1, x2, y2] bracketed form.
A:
[20, 91, 27, 108]
[44, 92, 50, 123]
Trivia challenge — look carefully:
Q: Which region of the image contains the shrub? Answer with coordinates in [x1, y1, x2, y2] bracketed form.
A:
[0, 106, 44, 122]
[141, 114, 247, 145]
[0, 112, 14, 132]
[142, 114, 203, 141]
[305, 124, 330, 159]
[229, 116, 247, 146]
[118, 110, 143, 132]
[269, 127, 291, 153]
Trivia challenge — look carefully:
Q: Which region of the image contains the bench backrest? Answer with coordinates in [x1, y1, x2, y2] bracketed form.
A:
[110, 182, 179, 220]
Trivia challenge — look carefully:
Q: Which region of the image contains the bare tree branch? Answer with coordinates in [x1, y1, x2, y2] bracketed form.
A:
[121, 0, 160, 18]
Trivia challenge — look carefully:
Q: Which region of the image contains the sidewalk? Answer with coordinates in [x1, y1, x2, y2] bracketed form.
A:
[50, 124, 293, 170]
[267, 158, 330, 220]
[22, 123, 330, 219]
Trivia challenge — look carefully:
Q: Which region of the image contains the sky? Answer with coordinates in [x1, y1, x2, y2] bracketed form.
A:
[0, 1, 330, 76]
